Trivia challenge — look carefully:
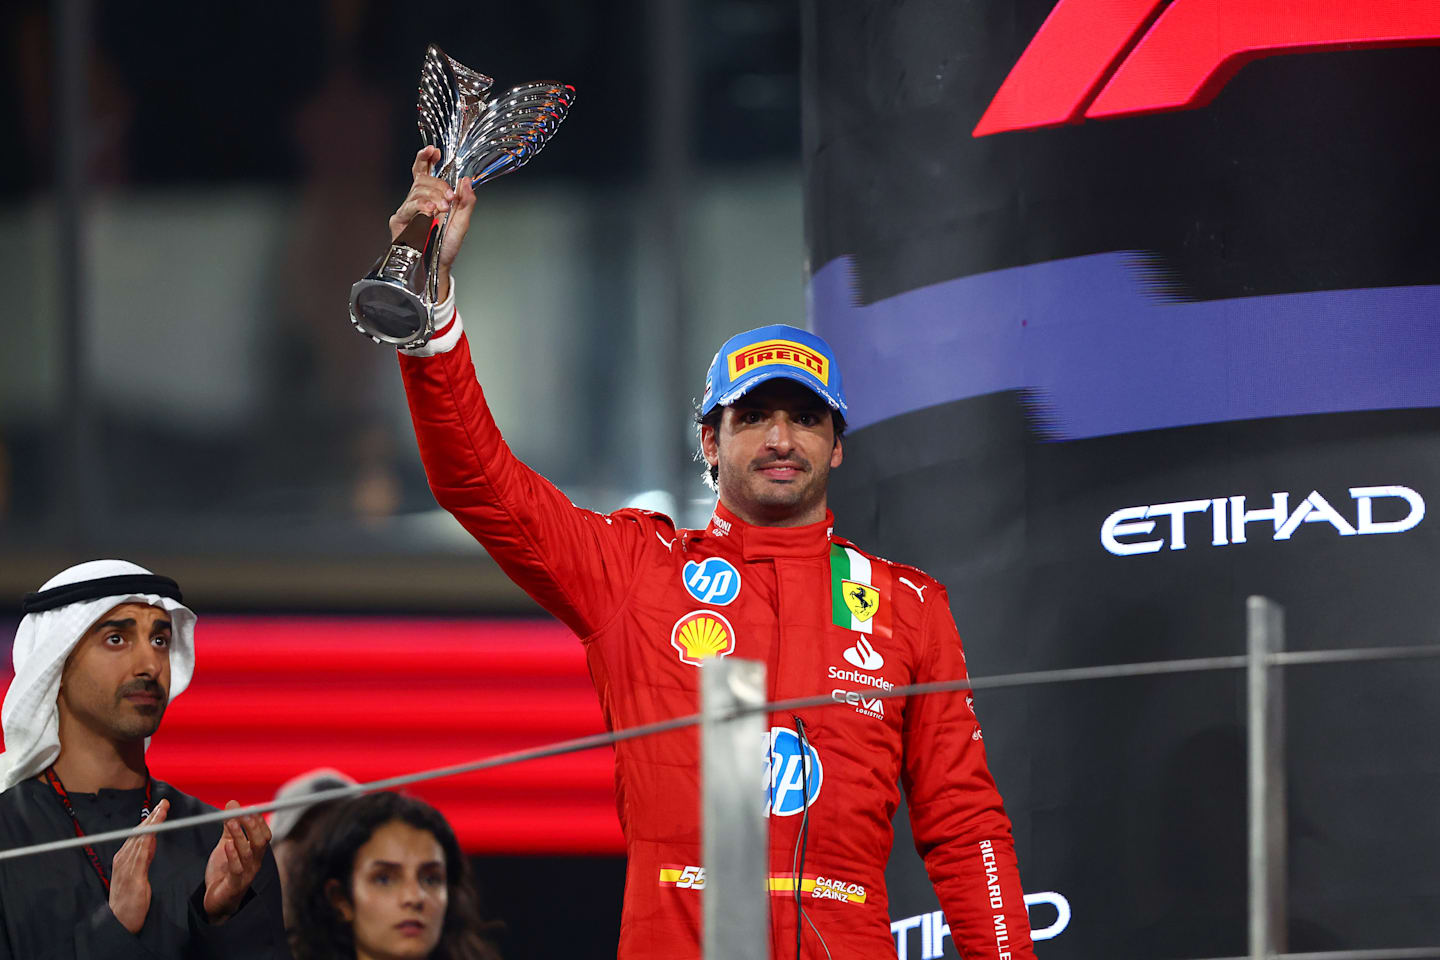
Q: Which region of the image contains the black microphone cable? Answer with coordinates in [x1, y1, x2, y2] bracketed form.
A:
[790, 715, 832, 960]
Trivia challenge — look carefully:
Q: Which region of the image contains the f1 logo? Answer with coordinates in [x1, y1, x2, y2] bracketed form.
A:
[974, 0, 1440, 137]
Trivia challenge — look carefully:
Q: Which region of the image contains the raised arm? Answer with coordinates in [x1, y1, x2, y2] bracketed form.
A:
[386, 148, 654, 637]
[902, 587, 1035, 959]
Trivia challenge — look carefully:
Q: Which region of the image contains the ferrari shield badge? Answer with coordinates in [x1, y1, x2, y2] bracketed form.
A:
[841, 580, 879, 623]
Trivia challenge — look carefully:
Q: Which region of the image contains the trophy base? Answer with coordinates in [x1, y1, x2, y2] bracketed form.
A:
[349, 277, 434, 346]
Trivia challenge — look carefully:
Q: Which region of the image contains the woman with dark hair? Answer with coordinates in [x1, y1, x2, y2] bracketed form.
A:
[290, 791, 501, 960]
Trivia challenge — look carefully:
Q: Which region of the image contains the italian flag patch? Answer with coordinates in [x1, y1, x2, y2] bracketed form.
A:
[830, 544, 892, 637]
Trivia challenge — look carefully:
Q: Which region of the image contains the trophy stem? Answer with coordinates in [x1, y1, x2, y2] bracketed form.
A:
[395, 212, 434, 252]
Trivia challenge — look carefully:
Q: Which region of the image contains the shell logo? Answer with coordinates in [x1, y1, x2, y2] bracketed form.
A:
[670, 610, 736, 667]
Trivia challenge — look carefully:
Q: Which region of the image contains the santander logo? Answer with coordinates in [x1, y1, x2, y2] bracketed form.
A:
[843, 637, 884, 671]
[975, 0, 1440, 136]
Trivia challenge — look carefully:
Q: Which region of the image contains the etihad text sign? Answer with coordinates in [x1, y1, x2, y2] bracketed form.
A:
[891, 892, 1071, 959]
[1101, 485, 1424, 557]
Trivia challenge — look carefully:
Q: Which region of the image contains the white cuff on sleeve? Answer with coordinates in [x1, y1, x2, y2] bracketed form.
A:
[399, 280, 464, 357]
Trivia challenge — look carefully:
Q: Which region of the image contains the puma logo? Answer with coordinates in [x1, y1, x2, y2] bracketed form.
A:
[898, 576, 927, 602]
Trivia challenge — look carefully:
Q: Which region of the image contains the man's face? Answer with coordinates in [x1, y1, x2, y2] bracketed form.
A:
[702, 379, 843, 526]
[58, 602, 172, 742]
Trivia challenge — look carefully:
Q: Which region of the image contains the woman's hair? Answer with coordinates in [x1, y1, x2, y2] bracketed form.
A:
[288, 791, 502, 960]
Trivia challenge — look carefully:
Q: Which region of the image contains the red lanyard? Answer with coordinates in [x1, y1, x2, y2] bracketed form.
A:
[41, 766, 153, 893]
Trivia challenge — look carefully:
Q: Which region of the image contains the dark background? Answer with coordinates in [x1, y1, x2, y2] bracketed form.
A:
[804, 0, 1440, 955]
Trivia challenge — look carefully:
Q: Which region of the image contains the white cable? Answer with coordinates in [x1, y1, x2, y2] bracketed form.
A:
[802, 909, 833, 960]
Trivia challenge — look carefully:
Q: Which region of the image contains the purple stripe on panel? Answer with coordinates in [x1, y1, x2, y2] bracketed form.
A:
[808, 252, 1440, 439]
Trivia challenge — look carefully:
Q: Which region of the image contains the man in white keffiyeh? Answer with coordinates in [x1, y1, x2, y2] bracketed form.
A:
[1, 559, 197, 791]
[0, 559, 289, 957]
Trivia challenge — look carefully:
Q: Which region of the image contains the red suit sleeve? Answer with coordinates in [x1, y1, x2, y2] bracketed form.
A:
[901, 587, 1035, 960]
[396, 327, 653, 637]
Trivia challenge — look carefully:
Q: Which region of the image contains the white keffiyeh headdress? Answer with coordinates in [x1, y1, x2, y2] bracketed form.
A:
[1, 559, 197, 791]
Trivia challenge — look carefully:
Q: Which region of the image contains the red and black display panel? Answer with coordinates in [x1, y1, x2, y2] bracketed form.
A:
[803, 0, 1440, 955]
[0, 616, 620, 854]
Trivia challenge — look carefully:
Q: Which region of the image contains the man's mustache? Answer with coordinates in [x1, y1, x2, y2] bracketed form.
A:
[117, 679, 167, 702]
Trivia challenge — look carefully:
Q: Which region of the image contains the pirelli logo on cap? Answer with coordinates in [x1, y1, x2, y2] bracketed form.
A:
[726, 339, 829, 385]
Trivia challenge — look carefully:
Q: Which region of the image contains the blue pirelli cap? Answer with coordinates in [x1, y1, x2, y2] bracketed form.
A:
[701, 324, 847, 417]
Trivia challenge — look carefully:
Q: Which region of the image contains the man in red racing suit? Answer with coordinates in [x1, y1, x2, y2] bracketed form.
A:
[383, 147, 1034, 959]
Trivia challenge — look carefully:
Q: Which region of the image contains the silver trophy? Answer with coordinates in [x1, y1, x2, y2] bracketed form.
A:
[348, 45, 574, 347]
